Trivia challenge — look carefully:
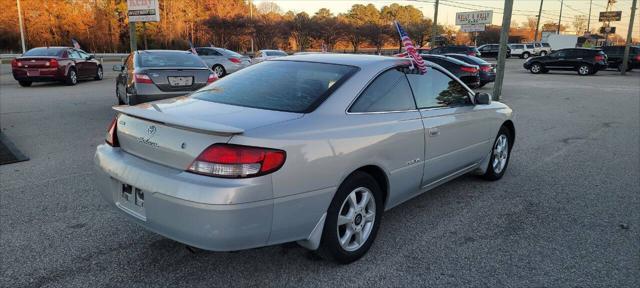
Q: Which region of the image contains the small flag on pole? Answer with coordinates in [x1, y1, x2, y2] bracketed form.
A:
[188, 40, 197, 55]
[209, 42, 215, 48]
[71, 38, 81, 49]
[394, 21, 427, 74]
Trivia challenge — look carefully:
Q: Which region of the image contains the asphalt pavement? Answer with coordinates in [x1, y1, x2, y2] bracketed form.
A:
[1, 59, 639, 287]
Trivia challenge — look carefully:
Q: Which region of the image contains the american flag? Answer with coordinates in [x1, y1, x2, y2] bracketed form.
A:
[394, 21, 427, 74]
[71, 38, 81, 49]
[188, 40, 197, 55]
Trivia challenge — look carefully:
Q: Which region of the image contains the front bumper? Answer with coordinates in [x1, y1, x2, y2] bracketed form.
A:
[94, 144, 274, 251]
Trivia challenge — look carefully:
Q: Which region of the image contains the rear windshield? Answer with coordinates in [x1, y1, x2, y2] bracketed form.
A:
[266, 51, 287, 56]
[192, 61, 358, 113]
[23, 48, 64, 57]
[137, 52, 206, 68]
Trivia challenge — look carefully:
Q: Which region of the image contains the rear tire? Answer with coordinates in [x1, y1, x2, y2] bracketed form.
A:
[65, 68, 78, 85]
[116, 83, 125, 105]
[522, 52, 530, 59]
[18, 81, 32, 87]
[539, 51, 547, 56]
[577, 64, 592, 76]
[482, 126, 512, 181]
[316, 171, 383, 264]
[212, 65, 226, 78]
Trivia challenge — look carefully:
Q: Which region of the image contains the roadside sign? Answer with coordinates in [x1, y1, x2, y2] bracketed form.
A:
[455, 10, 493, 26]
[128, 0, 160, 22]
[599, 11, 622, 22]
[599, 26, 616, 33]
[461, 24, 486, 32]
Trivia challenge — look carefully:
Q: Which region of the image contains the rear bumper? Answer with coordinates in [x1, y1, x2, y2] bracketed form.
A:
[12, 67, 65, 82]
[94, 144, 274, 251]
[480, 72, 496, 83]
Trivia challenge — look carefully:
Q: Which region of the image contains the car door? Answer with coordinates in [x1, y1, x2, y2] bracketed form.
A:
[77, 50, 97, 78]
[67, 49, 85, 77]
[546, 50, 567, 68]
[559, 49, 579, 69]
[406, 67, 493, 187]
[348, 67, 425, 207]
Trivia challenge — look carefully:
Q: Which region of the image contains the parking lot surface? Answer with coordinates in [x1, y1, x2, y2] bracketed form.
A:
[1, 60, 639, 287]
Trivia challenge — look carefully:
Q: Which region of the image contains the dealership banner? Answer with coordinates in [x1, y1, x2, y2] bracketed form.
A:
[456, 10, 493, 26]
[128, 0, 160, 22]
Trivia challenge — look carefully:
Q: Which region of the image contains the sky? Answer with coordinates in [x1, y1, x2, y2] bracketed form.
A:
[255, 0, 639, 40]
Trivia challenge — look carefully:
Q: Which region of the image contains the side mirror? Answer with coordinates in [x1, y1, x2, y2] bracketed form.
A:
[112, 64, 124, 72]
[87, 55, 95, 60]
[475, 92, 491, 105]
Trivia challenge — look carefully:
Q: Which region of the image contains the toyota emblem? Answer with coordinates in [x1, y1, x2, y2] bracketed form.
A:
[147, 125, 156, 136]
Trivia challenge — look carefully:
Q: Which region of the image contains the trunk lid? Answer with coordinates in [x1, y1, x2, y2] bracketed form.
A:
[114, 97, 302, 169]
[139, 67, 211, 92]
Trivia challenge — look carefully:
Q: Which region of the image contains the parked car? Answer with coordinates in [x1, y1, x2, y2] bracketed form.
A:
[529, 42, 552, 56]
[193, 47, 251, 77]
[508, 43, 537, 59]
[420, 54, 481, 88]
[428, 45, 481, 57]
[523, 48, 608, 75]
[445, 53, 496, 88]
[600, 45, 640, 71]
[113, 50, 217, 105]
[95, 54, 515, 264]
[11, 46, 103, 87]
[477, 44, 511, 58]
[253, 49, 288, 63]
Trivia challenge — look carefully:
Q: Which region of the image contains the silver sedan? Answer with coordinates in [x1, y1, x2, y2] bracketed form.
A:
[193, 47, 251, 77]
[95, 54, 514, 263]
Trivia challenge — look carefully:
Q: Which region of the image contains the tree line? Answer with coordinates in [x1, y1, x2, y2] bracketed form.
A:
[0, 0, 441, 53]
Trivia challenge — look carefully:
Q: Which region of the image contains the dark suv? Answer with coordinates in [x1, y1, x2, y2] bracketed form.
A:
[428, 46, 481, 57]
[477, 44, 511, 58]
[523, 48, 607, 76]
[600, 45, 640, 71]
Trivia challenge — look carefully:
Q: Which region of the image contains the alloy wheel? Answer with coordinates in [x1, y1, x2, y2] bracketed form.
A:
[70, 71, 77, 84]
[492, 134, 509, 174]
[97, 67, 103, 79]
[531, 64, 541, 73]
[337, 187, 376, 252]
[579, 65, 590, 75]
[214, 66, 224, 77]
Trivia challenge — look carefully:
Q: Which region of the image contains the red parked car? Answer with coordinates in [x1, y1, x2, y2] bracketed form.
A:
[11, 47, 103, 87]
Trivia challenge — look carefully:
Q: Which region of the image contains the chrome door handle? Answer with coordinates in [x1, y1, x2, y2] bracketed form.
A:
[428, 128, 440, 137]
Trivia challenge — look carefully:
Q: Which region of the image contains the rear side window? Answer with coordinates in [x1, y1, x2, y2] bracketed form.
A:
[267, 51, 287, 56]
[138, 52, 206, 68]
[349, 69, 416, 113]
[24, 48, 63, 57]
[407, 67, 471, 108]
[526, 44, 534, 49]
[542, 43, 551, 47]
[193, 61, 357, 113]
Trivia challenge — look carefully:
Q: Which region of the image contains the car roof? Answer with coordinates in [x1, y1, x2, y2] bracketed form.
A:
[259, 49, 284, 52]
[272, 53, 412, 69]
[137, 50, 193, 53]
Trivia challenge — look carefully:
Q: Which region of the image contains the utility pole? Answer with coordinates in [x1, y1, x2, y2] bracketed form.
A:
[587, 0, 593, 32]
[557, 0, 564, 34]
[142, 22, 148, 50]
[16, 0, 26, 53]
[250, 0, 254, 54]
[621, 0, 637, 75]
[492, 0, 514, 101]
[534, 0, 544, 41]
[129, 22, 137, 52]
[431, 0, 439, 48]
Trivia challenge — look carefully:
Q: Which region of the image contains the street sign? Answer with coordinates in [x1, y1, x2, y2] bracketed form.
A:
[600, 26, 616, 33]
[599, 11, 622, 22]
[461, 24, 486, 32]
[128, 0, 160, 22]
[455, 10, 493, 25]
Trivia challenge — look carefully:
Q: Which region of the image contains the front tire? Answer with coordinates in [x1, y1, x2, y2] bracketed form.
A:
[18, 81, 32, 87]
[482, 126, 512, 181]
[94, 66, 103, 80]
[539, 51, 547, 56]
[529, 63, 543, 74]
[317, 171, 383, 264]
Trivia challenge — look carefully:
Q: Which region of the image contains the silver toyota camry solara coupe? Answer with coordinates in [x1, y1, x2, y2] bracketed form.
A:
[95, 54, 514, 263]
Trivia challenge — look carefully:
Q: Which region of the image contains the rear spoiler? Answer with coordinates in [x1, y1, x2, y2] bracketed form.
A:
[113, 105, 244, 135]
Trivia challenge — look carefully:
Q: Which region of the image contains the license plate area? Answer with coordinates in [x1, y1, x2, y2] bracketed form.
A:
[115, 183, 147, 220]
[168, 76, 193, 86]
[27, 69, 40, 76]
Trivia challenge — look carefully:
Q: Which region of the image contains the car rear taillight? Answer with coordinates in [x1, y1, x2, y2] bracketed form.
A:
[188, 144, 286, 178]
[11, 59, 21, 68]
[467, 51, 476, 56]
[480, 65, 492, 72]
[635, 55, 640, 61]
[594, 55, 605, 62]
[134, 73, 153, 84]
[207, 73, 218, 84]
[228, 57, 241, 64]
[46, 59, 59, 68]
[461, 66, 478, 73]
[106, 116, 119, 147]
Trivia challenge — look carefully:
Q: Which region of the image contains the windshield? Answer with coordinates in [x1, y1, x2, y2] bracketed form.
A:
[137, 52, 207, 68]
[23, 48, 64, 57]
[192, 61, 358, 113]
